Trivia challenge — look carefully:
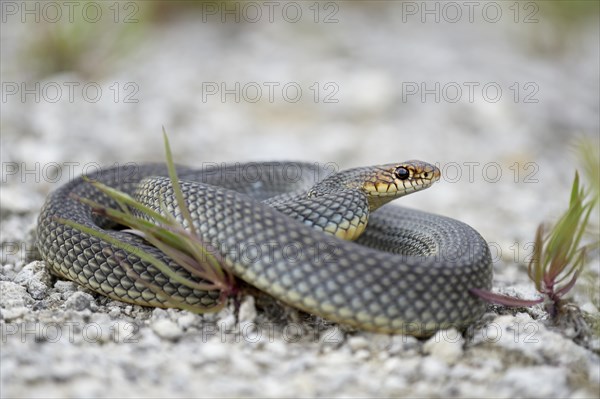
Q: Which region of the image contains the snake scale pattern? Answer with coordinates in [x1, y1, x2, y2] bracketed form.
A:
[37, 161, 492, 336]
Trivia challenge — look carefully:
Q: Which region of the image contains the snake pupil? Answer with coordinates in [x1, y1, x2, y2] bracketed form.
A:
[395, 167, 410, 180]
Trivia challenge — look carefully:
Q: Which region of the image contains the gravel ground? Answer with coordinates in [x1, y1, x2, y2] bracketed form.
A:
[1, 2, 599, 398]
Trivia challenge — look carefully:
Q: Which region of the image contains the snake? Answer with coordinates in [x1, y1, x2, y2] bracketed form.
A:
[36, 161, 492, 336]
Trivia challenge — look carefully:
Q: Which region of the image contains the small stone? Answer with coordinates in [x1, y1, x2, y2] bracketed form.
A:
[580, 302, 598, 314]
[54, 280, 77, 294]
[151, 308, 169, 320]
[238, 296, 257, 323]
[423, 328, 464, 364]
[353, 349, 370, 360]
[40, 293, 62, 309]
[362, 332, 392, 352]
[388, 334, 419, 355]
[0, 281, 33, 309]
[1, 306, 29, 320]
[239, 320, 257, 341]
[176, 312, 199, 330]
[152, 318, 183, 340]
[419, 357, 449, 381]
[13, 261, 51, 300]
[108, 307, 121, 318]
[319, 327, 345, 347]
[320, 350, 353, 366]
[231, 351, 260, 377]
[13, 263, 36, 284]
[383, 357, 402, 373]
[109, 320, 140, 344]
[382, 374, 408, 392]
[200, 340, 229, 362]
[588, 336, 600, 353]
[218, 313, 236, 332]
[26, 278, 48, 300]
[64, 292, 96, 311]
[571, 388, 600, 399]
[375, 351, 390, 362]
[265, 339, 287, 356]
[347, 335, 369, 352]
[499, 366, 568, 398]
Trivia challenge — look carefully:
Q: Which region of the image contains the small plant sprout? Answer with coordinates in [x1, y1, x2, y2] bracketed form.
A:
[57, 131, 237, 313]
[473, 170, 599, 320]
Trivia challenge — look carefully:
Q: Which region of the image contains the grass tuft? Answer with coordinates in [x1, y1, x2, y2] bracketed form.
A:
[57, 131, 236, 313]
[474, 139, 599, 324]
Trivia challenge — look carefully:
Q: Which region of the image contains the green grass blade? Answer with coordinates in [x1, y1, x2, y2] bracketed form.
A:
[56, 217, 216, 293]
[566, 202, 594, 262]
[570, 171, 580, 206]
[58, 132, 238, 314]
[141, 232, 224, 289]
[78, 196, 228, 290]
[87, 180, 175, 227]
[528, 225, 544, 292]
[78, 197, 195, 254]
[163, 128, 198, 237]
[80, 176, 132, 216]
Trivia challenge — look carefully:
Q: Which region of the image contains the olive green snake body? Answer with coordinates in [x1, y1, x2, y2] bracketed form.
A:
[37, 161, 492, 336]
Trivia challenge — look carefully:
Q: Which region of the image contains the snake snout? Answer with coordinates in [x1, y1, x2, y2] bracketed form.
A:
[400, 160, 440, 185]
[431, 165, 441, 182]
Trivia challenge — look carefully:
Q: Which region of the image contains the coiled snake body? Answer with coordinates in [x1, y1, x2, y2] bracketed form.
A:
[37, 161, 492, 336]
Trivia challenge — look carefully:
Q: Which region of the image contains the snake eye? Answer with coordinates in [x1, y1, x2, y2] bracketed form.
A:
[422, 172, 429, 178]
[394, 167, 410, 180]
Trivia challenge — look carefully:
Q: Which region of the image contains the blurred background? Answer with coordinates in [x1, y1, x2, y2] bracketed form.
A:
[1, 0, 599, 264]
[1, 2, 599, 398]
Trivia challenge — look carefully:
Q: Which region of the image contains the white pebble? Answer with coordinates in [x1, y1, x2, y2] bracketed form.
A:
[218, 313, 237, 332]
[54, 280, 77, 294]
[265, 339, 287, 356]
[238, 296, 257, 323]
[499, 366, 568, 398]
[14, 261, 51, 299]
[151, 308, 169, 320]
[152, 318, 183, 340]
[347, 335, 369, 352]
[108, 307, 121, 318]
[423, 328, 464, 364]
[419, 357, 449, 381]
[353, 349, 370, 360]
[580, 302, 598, 314]
[319, 327, 345, 347]
[176, 312, 199, 330]
[1, 306, 29, 320]
[63, 291, 95, 311]
[200, 340, 230, 362]
[0, 281, 32, 308]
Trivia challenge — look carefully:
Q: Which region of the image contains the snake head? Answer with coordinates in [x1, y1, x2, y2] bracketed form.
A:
[306, 160, 440, 212]
[361, 160, 441, 211]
